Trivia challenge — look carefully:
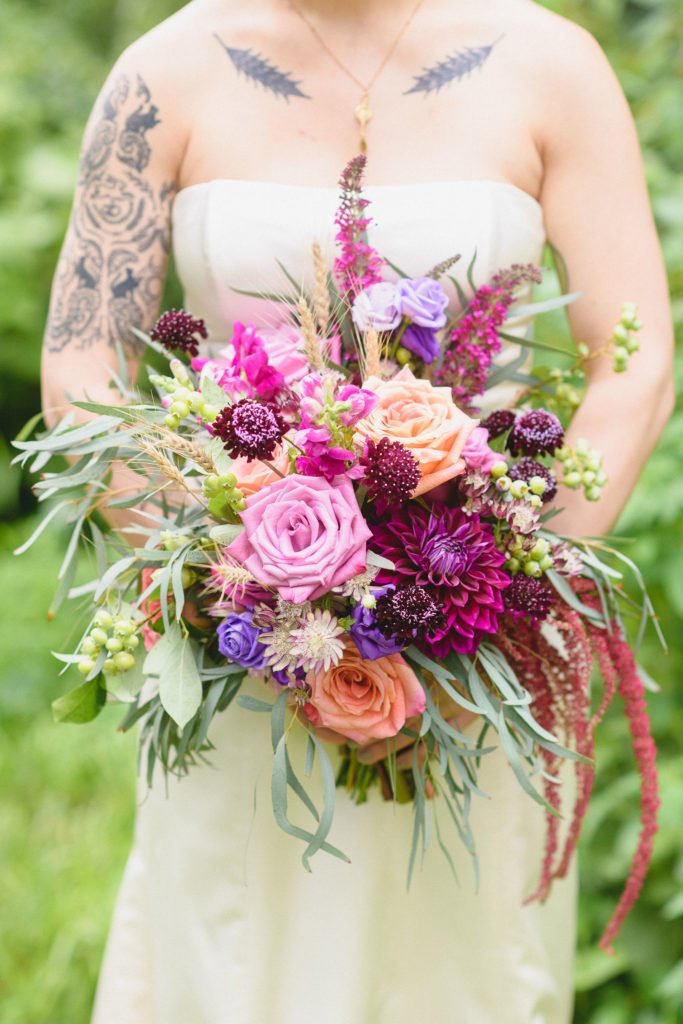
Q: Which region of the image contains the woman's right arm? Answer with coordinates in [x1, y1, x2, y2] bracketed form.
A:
[41, 41, 186, 426]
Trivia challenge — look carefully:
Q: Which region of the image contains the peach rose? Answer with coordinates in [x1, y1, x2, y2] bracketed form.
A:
[231, 442, 291, 497]
[353, 367, 478, 496]
[305, 639, 426, 744]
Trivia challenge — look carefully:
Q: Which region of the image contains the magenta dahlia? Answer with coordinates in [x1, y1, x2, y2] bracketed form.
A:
[212, 400, 286, 461]
[370, 504, 511, 656]
[150, 309, 208, 357]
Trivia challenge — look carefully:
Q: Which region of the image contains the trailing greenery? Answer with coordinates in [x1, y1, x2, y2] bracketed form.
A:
[0, 0, 681, 1020]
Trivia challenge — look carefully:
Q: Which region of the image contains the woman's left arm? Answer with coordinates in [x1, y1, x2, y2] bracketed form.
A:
[536, 25, 675, 537]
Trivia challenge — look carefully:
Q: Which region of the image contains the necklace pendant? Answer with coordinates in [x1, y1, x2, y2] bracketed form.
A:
[354, 91, 372, 154]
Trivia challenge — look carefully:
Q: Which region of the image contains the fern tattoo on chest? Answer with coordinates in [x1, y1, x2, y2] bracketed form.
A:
[214, 35, 310, 101]
[405, 36, 503, 95]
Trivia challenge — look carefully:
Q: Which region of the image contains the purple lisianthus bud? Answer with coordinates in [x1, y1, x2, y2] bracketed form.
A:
[351, 282, 403, 332]
[397, 277, 449, 330]
[350, 587, 405, 660]
[401, 324, 440, 364]
[217, 611, 268, 669]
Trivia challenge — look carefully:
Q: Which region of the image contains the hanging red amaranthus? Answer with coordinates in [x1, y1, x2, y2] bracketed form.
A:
[497, 582, 660, 952]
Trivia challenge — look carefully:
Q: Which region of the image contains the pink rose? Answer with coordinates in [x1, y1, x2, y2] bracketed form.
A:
[305, 639, 426, 744]
[226, 474, 372, 604]
[354, 367, 478, 496]
[231, 442, 291, 497]
[461, 426, 499, 474]
[259, 326, 310, 385]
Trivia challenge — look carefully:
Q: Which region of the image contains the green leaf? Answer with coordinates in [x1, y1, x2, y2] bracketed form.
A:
[105, 656, 146, 703]
[144, 624, 202, 728]
[52, 676, 106, 724]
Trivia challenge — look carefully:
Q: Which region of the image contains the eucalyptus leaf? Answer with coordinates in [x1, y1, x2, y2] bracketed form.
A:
[144, 624, 203, 728]
[52, 676, 106, 724]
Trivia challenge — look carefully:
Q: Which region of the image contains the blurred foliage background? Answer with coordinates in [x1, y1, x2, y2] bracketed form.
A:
[0, 0, 681, 1020]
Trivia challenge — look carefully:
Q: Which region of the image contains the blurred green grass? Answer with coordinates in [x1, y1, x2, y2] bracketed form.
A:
[0, 0, 682, 1021]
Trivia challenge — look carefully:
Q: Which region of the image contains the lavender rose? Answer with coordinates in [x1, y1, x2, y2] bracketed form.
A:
[351, 282, 402, 332]
[397, 277, 449, 329]
[226, 474, 372, 604]
[401, 324, 440, 364]
[217, 611, 268, 669]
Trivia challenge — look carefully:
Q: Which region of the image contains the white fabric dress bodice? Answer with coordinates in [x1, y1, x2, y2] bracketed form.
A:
[91, 180, 576, 1024]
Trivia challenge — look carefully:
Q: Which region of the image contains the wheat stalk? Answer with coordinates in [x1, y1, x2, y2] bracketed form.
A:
[149, 427, 216, 475]
[297, 295, 324, 371]
[311, 241, 331, 337]
[363, 328, 382, 378]
[134, 438, 193, 493]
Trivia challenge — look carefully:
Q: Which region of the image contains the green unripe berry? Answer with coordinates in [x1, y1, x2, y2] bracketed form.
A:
[164, 414, 179, 428]
[396, 346, 413, 366]
[490, 461, 508, 479]
[506, 557, 521, 573]
[586, 486, 602, 502]
[495, 475, 512, 493]
[612, 324, 630, 345]
[114, 619, 136, 637]
[528, 494, 543, 508]
[539, 554, 554, 572]
[124, 634, 140, 650]
[361, 593, 377, 609]
[94, 610, 113, 629]
[530, 539, 550, 560]
[90, 627, 108, 646]
[577, 342, 590, 358]
[105, 637, 123, 653]
[564, 472, 581, 489]
[82, 637, 99, 656]
[510, 480, 529, 500]
[529, 476, 547, 496]
[523, 560, 543, 578]
[219, 472, 237, 488]
[113, 651, 136, 673]
[78, 657, 95, 675]
[103, 658, 117, 674]
[581, 471, 596, 487]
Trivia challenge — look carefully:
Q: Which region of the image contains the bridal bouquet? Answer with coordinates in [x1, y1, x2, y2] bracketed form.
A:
[15, 156, 660, 951]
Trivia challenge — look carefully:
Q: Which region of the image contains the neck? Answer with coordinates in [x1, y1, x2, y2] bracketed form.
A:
[290, 0, 416, 20]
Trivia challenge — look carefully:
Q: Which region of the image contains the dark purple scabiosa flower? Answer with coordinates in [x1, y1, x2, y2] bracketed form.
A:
[503, 574, 555, 624]
[370, 503, 511, 656]
[375, 586, 444, 643]
[508, 410, 564, 457]
[509, 457, 558, 503]
[401, 324, 441, 364]
[360, 438, 421, 510]
[350, 586, 407, 658]
[212, 399, 286, 461]
[217, 611, 268, 669]
[480, 409, 516, 440]
[150, 309, 208, 357]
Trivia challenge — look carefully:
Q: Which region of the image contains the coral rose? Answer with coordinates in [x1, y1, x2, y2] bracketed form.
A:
[231, 442, 291, 497]
[354, 367, 478, 496]
[305, 639, 425, 744]
[226, 474, 372, 604]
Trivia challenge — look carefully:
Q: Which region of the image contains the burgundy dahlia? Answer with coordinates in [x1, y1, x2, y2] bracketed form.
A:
[481, 409, 516, 440]
[508, 410, 564, 457]
[212, 399, 286, 461]
[375, 585, 444, 642]
[150, 309, 208, 357]
[370, 503, 510, 656]
[509, 457, 558, 503]
[360, 438, 421, 509]
[503, 574, 554, 624]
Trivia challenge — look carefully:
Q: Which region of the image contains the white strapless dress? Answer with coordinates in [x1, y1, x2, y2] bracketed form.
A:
[91, 180, 577, 1024]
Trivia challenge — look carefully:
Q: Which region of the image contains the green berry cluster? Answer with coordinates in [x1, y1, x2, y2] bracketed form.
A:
[547, 367, 582, 411]
[611, 302, 642, 373]
[150, 359, 220, 430]
[160, 529, 187, 552]
[555, 439, 607, 501]
[491, 460, 546, 509]
[504, 535, 554, 577]
[78, 609, 140, 678]
[203, 472, 247, 521]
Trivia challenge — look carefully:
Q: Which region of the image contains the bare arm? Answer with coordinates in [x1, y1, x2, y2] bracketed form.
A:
[42, 44, 184, 423]
[537, 25, 674, 536]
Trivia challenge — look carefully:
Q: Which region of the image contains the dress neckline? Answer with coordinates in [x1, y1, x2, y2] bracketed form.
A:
[173, 177, 543, 215]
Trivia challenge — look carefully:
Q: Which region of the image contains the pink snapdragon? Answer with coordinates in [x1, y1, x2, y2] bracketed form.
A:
[333, 155, 384, 298]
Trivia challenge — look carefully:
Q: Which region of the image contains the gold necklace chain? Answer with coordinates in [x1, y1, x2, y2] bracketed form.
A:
[288, 0, 428, 154]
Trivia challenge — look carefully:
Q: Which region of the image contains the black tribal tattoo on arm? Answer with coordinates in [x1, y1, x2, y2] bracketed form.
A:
[45, 74, 175, 354]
